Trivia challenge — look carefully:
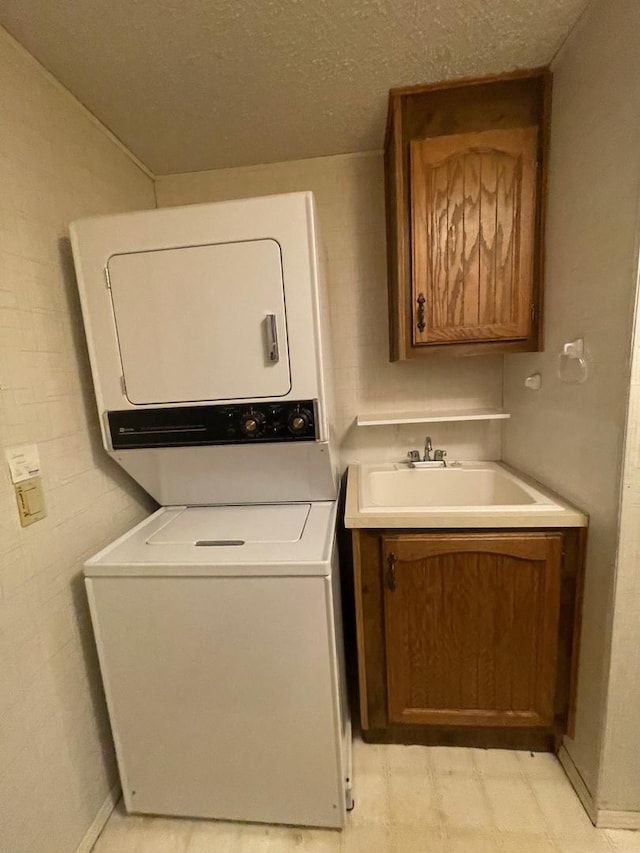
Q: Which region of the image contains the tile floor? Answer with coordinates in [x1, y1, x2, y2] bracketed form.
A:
[93, 739, 640, 852]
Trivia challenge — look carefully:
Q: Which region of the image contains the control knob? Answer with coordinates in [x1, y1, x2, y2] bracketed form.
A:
[287, 407, 313, 436]
[240, 410, 265, 438]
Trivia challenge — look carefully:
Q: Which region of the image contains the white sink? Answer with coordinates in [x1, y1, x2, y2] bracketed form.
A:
[361, 463, 553, 511]
[345, 461, 588, 528]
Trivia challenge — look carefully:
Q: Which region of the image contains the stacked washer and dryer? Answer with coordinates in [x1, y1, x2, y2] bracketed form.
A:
[70, 192, 352, 829]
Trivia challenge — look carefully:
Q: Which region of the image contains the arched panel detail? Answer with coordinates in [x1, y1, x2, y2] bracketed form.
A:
[410, 126, 537, 345]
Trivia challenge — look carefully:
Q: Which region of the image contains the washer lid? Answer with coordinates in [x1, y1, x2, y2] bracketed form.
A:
[84, 501, 337, 577]
[84, 502, 337, 576]
[146, 504, 310, 546]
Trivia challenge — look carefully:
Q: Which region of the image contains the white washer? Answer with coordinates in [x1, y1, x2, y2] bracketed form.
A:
[85, 502, 351, 828]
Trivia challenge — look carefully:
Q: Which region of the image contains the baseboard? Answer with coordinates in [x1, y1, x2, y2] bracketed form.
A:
[559, 745, 640, 829]
[595, 810, 640, 830]
[558, 745, 598, 825]
[75, 784, 121, 853]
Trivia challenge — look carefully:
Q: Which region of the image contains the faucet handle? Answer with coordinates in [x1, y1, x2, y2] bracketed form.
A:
[433, 449, 447, 465]
[407, 450, 421, 463]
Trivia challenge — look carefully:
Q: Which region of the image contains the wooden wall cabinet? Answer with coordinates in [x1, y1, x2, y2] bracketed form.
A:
[385, 69, 551, 360]
[351, 528, 585, 751]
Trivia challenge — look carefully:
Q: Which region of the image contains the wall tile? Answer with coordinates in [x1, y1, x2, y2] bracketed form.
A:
[0, 25, 155, 853]
[502, 0, 640, 811]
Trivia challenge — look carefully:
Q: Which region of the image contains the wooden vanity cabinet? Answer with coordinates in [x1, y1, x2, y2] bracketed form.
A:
[352, 527, 585, 751]
[385, 69, 551, 360]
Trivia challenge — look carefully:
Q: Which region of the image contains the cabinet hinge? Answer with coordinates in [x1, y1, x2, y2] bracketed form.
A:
[104, 267, 111, 289]
[531, 304, 536, 324]
[119, 375, 127, 396]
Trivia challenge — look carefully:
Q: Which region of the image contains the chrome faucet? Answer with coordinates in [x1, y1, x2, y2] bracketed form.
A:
[424, 435, 433, 462]
[407, 436, 448, 468]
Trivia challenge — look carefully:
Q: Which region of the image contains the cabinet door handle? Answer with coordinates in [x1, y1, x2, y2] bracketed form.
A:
[386, 553, 397, 591]
[416, 293, 426, 333]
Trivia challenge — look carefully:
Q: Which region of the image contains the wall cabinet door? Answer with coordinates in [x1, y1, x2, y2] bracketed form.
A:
[384, 70, 550, 360]
[382, 533, 562, 728]
[410, 128, 537, 346]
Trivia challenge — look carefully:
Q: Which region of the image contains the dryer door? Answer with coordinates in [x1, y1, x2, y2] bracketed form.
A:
[107, 238, 291, 405]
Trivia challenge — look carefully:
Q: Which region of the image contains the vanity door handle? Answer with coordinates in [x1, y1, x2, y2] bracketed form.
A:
[416, 293, 426, 333]
[386, 553, 397, 591]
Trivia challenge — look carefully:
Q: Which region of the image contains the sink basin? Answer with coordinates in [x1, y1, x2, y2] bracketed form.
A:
[358, 462, 563, 514]
[345, 462, 588, 528]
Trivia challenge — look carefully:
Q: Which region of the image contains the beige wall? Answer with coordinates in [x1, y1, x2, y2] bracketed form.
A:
[156, 153, 505, 466]
[0, 28, 156, 853]
[502, 0, 640, 807]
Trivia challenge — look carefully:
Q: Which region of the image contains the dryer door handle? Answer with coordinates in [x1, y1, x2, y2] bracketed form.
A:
[266, 313, 280, 363]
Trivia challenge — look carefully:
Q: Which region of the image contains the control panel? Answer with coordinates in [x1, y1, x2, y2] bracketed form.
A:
[108, 401, 317, 450]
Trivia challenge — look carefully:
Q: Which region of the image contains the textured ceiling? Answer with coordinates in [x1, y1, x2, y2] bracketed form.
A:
[0, 0, 588, 175]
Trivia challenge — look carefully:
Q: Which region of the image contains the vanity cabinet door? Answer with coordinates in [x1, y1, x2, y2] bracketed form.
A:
[410, 127, 538, 347]
[382, 533, 562, 728]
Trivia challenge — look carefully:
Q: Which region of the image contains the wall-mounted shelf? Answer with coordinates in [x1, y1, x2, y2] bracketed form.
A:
[355, 409, 511, 427]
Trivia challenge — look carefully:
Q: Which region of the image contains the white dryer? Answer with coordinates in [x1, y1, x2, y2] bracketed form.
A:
[70, 193, 352, 828]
